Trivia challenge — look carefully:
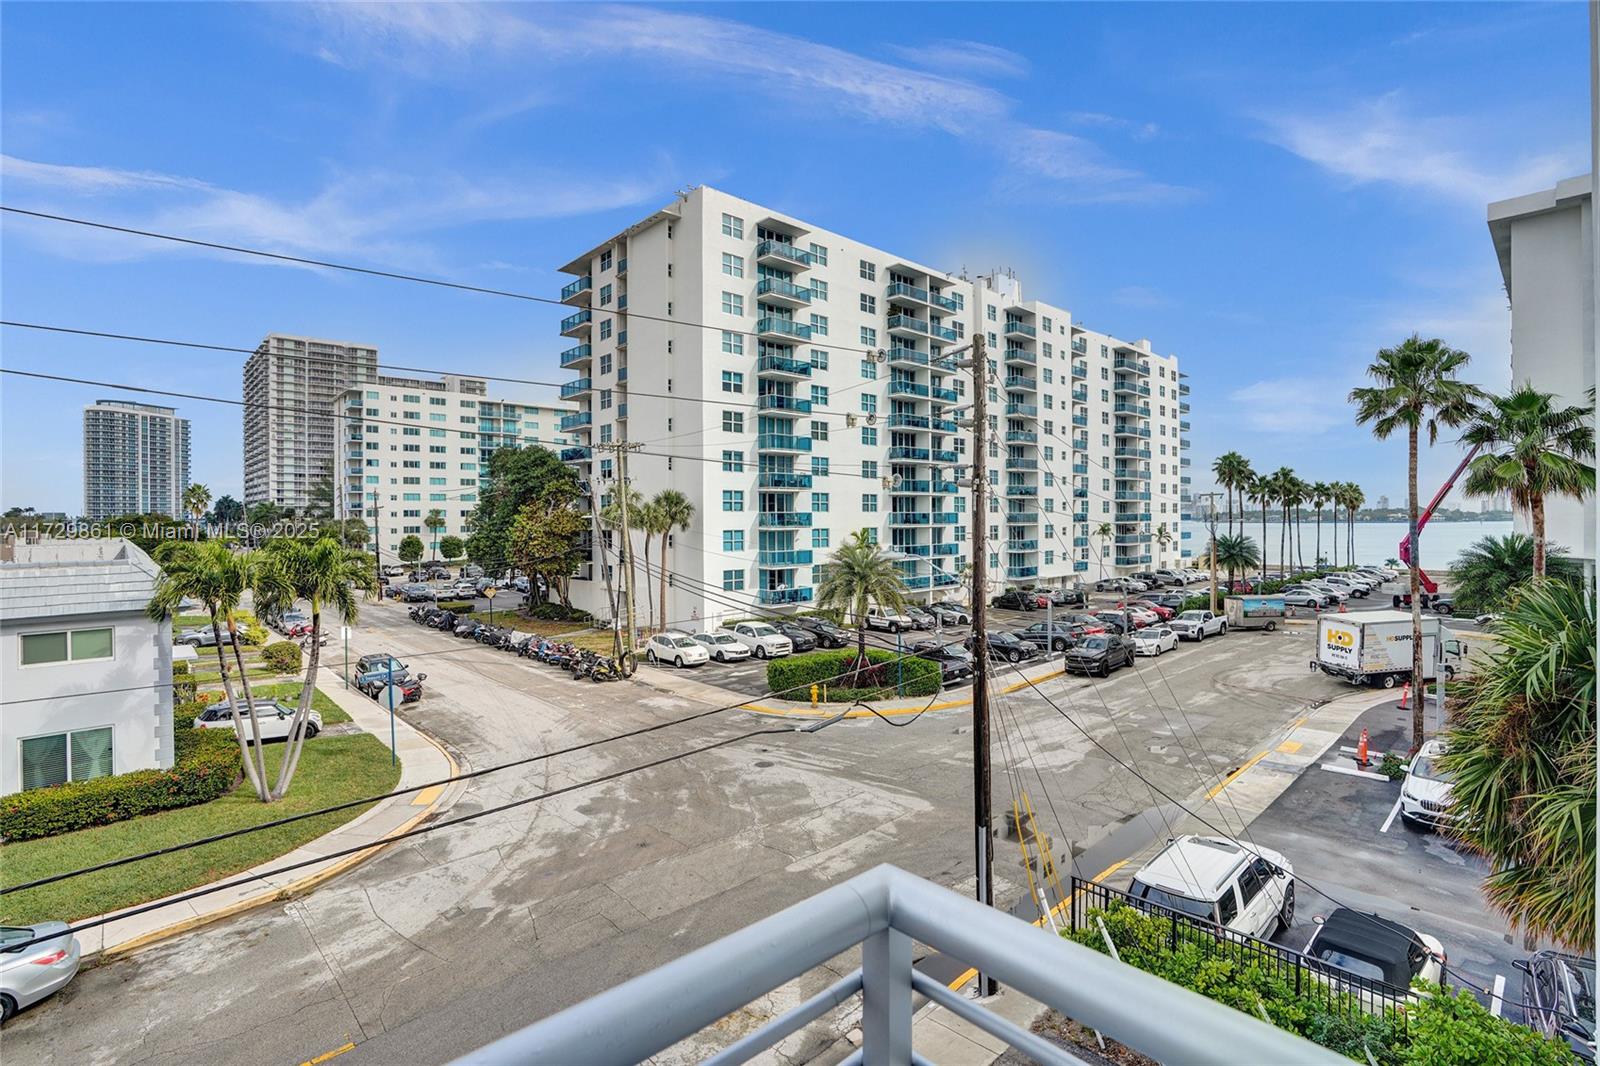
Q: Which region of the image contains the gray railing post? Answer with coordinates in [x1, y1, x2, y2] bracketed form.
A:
[862, 926, 913, 1066]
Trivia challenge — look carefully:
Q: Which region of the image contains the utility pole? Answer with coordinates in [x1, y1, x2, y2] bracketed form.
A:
[595, 439, 643, 674]
[1195, 491, 1222, 613]
[369, 490, 383, 595]
[965, 333, 998, 998]
[583, 476, 621, 660]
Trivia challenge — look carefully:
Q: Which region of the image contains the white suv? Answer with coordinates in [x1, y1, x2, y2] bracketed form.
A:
[720, 622, 793, 659]
[644, 630, 711, 668]
[1129, 835, 1295, 940]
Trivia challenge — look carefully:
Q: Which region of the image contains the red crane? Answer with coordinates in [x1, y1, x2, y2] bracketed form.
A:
[1397, 444, 1481, 594]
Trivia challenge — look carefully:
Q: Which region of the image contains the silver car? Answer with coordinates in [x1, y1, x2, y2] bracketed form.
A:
[193, 700, 323, 741]
[692, 632, 752, 662]
[1, 923, 81, 1021]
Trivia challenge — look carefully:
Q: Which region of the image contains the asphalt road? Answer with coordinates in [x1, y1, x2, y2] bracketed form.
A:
[4, 600, 1398, 1065]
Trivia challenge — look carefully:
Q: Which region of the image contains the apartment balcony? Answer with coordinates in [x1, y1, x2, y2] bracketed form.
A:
[897, 478, 931, 493]
[1114, 424, 1152, 439]
[934, 570, 961, 586]
[886, 313, 930, 339]
[887, 446, 931, 462]
[758, 549, 814, 567]
[1071, 362, 1088, 380]
[758, 471, 812, 489]
[1180, 456, 1191, 468]
[559, 446, 592, 462]
[887, 413, 931, 430]
[885, 281, 930, 306]
[931, 480, 959, 494]
[1008, 565, 1040, 580]
[1115, 446, 1152, 459]
[1005, 430, 1037, 444]
[931, 417, 958, 433]
[617, 366, 629, 384]
[1180, 420, 1191, 432]
[757, 316, 813, 342]
[1005, 402, 1038, 418]
[1005, 510, 1040, 524]
[931, 323, 959, 342]
[1113, 377, 1140, 395]
[559, 344, 592, 369]
[1115, 468, 1151, 481]
[886, 346, 929, 368]
[1005, 457, 1038, 471]
[1074, 559, 1090, 571]
[617, 329, 629, 350]
[1179, 401, 1191, 414]
[757, 353, 813, 379]
[559, 411, 592, 432]
[559, 378, 592, 400]
[1179, 381, 1191, 396]
[1004, 375, 1037, 391]
[888, 379, 931, 399]
[1073, 536, 1089, 547]
[1115, 489, 1152, 501]
[1007, 539, 1039, 551]
[929, 290, 959, 312]
[903, 574, 934, 589]
[755, 239, 813, 269]
[1118, 511, 1154, 522]
[616, 256, 628, 276]
[1004, 319, 1037, 338]
[758, 511, 813, 528]
[1006, 485, 1039, 497]
[616, 403, 629, 420]
[757, 433, 813, 453]
[755, 276, 813, 308]
[560, 275, 592, 304]
[1071, 386, 1089, 404]
[1004, 347, 1037, 367]
[559, 309, 593, 337]
[1113, 354, 1151, 375]
[1071, 414, 1089, 428]
[1116, 553, 1154, 566]
[932, 512, 958, 524]
[758, 394, 813, 415]
[1072, 510, 1090, 522]
[1114, 402, 1151, 417]
[1182, 530, 1193, 540]
[898, 544, 933, 557]
[758, 587, 815, 605]
[931, 385, 960, 403]
[1071, 437, 1090, 451]
[1071, 462, 1089, 475]
[1114, 534, 1150, 546]
[933, 542, 959, 556]
[1073, 487, 1089, 498]
[889, 512, 931, 526]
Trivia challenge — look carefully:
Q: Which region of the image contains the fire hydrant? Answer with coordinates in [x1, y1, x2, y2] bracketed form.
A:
[810, 683, 819, 707]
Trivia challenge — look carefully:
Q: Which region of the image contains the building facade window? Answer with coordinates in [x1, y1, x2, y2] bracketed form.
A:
[721, 371, 744, 393]
[722, 292, 744, 315]
[20, 627, 114, 666]
[721, 213, 744, 239]
[722, 253, 744, 278]
[21, 726, 113, 790]
[722, 569, 745, 591]
[722, 490, 745, 512]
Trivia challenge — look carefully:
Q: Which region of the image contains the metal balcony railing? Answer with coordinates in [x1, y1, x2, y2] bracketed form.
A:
[454, 865, 1333, 1066]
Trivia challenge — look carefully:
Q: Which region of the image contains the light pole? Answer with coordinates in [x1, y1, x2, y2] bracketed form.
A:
[385, 657, 396, 768]
[342, 624, 350, 690]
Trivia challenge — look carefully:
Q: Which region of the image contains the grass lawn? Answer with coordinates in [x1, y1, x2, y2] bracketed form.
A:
[497, 612, 615, 652]
[0, 733, 401, 925]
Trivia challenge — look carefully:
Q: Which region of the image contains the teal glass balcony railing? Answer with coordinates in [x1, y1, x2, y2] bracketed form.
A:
[934, 543, 960, 556]
[559, 344, 592, 368]
[934, 571, 960, 586]
[929, 290, 959, 311]
[1006, 485, 1038, 497]
[1181, 420, 1192, 432]
[886, 347, 929, 367]
[931, 418, 958, 433]
[1005, 430, 1037, 444]
[1004, 320, 1036, 338]
[887, 446, 931, 461]
[887, 413, 931, 430]
[560, 275, 592, 301]
[932, 512, 958, 524]
[757, 316, 813, 341]
[1073, 487, 1089, 498]
[757, 354, 813, 377]
[1072, 536, 1089, 548]
[903, 574, 933, 589]
[1005, 402, 1038, 418]
[931, 385, 960, 403]
[759, 587, 815, 605]
[758, 549, 814, 567]
[887, 313, 930, 335]
[559, 412, 592, 432]
[1071, 463, 1089, 475]
[1071, 414, 1089, 427]
[1007, 539, 1039, 551]
[756, 240, 813, 267]
[1071, 387, 1089, 403]
[1115, 446, 1152, 459]
[756, 434, 813, 452]
[616, 329, 628, 347]
[1115, 490, 1152, 501]
[1008, 566, 1039, 579]
[889, 512, 931, 525]
[932, 480, 959, 494]
[559, 446, 591, 462]
[758, 394, 813, 414]
[1074, 560, 1090, 571]
[1004, 348, 1037, 365]
[932, 450, 958, 463]
[616, 403, 628, 420]
[1071, 362, 1088, 379]
[1114, 402, 1151, 417]
[930, 323, 958, 342]
[758, 511, 813, 528]
[559, 378, 592, 399]
[1005, 457, 1038, 471]
[1004, 375, 1037, 391]
[559, 308, 592, 334]
[886, 281, 930, 303]
[897, 479, 932, 493]
[888, 380, 931, 398]
[759, 472, 812, 490]
[1005, 511, 1039, 524]
[756, 277, 814, 304]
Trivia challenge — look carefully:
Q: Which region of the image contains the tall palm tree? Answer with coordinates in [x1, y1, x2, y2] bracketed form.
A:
[1209, 532, 1260, 588]
[1343, 484, 1365, 565]
[1266, 468, 1294, 578]
[1211, 452, 1251, 536]
[1094, 521, 1113, 581]
[1310, 481, 1330, 567]
[1452, 533, 1583, 616]
[601, 485, 647, 637]
[424, 508, 446, 562]
[1351, 335, 1482, 751]
[635, 499, 665, 630]
[147, 541, 286, 800]
[651, 490, 695, 634]
[181, 483, 212, 542]
[816, 528, 910, 672]
[257, 536, 374, 799]
[1247, 473, 1271, 581]
[1441, 579, 1595, 949]
[1462, 383, 1596, 578]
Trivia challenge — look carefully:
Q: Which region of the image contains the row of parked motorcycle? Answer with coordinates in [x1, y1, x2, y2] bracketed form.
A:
[406, 605, 623, 682]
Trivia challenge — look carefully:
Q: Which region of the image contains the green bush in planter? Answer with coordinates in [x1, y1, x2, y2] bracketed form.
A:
[765, 648, 940, 701]
[261, 641, 303, 673]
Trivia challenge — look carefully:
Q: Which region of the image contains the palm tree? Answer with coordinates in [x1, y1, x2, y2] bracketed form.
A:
[1094, 521, 1113, 581]
[1154, 522, 1174, 560]
[1263, 468, 1291, 578]
[634, 499, 664, 630]
[1441, 579, 1595, 949]
[147, 541, 284, 800]
[1451, 533, 1583, 616]
[1461, 383, 1596, 578]
[181, 483, 211, 542]
[816, 528, 910, 672]
[424, 509, 446, 562]
[1209, 532, 1260, 588]
[601, 485, 646, 636]
[1310, 481, 1330, 567]
[1351, 334, 1483, 751]
[1342, 484, 1365, 565]
[651, 490, 695, 634]
[1211, 452, 1251, 536]
[257, 535, 374, 799]
[1247, 473, 1272, 582]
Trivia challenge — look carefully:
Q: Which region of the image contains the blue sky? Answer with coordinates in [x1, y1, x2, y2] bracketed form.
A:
[1, 2, 1588, 514]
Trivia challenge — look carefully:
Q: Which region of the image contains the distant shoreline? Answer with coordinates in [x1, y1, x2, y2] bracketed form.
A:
[1203, 514, 1513, 525]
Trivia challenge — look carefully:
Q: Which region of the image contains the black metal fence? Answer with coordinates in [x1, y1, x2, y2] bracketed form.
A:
[1069, 877, 1415, 1024]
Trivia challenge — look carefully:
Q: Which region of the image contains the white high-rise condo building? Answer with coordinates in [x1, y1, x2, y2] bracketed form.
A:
[243, 333, 378, 512]
[1488, 173, 1595, 569]
[555, 187, 1188, 626]
[82, 400, 191, 520]
[339, 373, 573, 563]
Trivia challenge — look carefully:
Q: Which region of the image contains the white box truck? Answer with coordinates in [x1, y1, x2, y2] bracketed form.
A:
[1310, 610, 1463, 688]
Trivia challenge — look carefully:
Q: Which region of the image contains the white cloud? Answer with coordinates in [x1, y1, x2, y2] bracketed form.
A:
[1112, 285, 1169, 309]
[1256, 93, 1580, 204]
[886, 39, 1031, 79]
[1064, 111, 1161, 141]
[292, 3, 1185, 205]
[1228, 377, 1355, 434]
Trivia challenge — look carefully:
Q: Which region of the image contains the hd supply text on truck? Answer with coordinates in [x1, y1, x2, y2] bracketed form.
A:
[1309, 610, 1463, 688]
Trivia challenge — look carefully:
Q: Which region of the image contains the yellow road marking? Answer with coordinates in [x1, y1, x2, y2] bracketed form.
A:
[1275, 740, 1303, 755]
[1205, 749, 1268, 800]
[300, 1042, 356, 1066]
[740, 668, 1069, 720]
[945, 858, 1129, 991]
[411, 785, 444, 807]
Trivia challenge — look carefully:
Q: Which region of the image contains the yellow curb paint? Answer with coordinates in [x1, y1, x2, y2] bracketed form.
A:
[946, 858, 1129, 991]
[301, 1042, 357, 1066]
[740, 667, 1070, 720]
[1275, 740, 1303, 755]
[411, 784, 444, 807]
[1205, 749, 1268, 801]
[102, 730, 460, 962]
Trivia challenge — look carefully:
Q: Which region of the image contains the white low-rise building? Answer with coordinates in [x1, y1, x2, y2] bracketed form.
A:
[0, 538, 174, 796]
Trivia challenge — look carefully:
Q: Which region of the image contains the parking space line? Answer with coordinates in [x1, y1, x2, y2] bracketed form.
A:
[1489, 974, 1506, 1017]
[300, 1043, 356, 1066]
[1379, 794, 1403, 833]
[1206, 750, 1268, 800]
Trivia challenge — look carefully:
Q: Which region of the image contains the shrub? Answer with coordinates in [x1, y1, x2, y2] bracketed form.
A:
[435, 600, 475, 613]
[0, 728, 242, 842]
[1403, 983, 1576, 1065]
[1379, 752, 1406, 781]
[766, 648, 941, 701]
[171, 660, 196, 702]
[261, 641, 303, 673]
[527, 602, 592, 623]
[231, 610, 269, 647]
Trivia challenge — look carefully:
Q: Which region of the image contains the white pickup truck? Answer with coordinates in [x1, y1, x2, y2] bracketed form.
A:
[863, 605, 915, 633]
[1169, 609, 1227, 642]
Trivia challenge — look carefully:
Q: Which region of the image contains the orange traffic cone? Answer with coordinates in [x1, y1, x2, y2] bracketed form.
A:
[1356, 728, 1369, 768]
[1339, 600, 1348, 613]
[1398, 682, 1410, 710]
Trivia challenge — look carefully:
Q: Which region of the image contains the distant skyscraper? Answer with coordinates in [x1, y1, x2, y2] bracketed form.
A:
[1377, 495, 1390, 511]
[243, 334, 378, 512]
[83, 400, 190, 519]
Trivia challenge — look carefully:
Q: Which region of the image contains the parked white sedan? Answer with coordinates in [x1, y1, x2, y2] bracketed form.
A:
[1132, 626, 1179, 656]
[692, 631, 752, 662]
[644, 631, 711, 668]
[193, 700, 322, 741]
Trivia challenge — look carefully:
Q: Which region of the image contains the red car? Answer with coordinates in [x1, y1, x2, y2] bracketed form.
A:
[1129, 599, 1175, 621]
[1227, 579, 1254, 594]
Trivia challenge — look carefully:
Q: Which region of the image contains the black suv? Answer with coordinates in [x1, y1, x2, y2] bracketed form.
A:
[1064, 634, 1135, 677]
[966, 631, 1040, 663]
[794, 616, 851, 648]
[911, 640, 975, 685]
[1032, 586, 1088, 609]
[991, 589, 1038, 611]
[773, 622, 817, 653]
[1017, 620, 1088, 652]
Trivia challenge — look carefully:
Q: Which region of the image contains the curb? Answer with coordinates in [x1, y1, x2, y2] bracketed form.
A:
[738, 667, 1071, 719]
[93, 721, 460, 963]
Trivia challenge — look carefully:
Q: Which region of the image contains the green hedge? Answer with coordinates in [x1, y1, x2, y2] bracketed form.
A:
[526, 602, 591, 623]
[171, 660, 197, 702]
[765, 648, 941, 701]
[1067, 903, 1576, 1065]
[261, 641, 303, 673]
[0, 728, 243, 842]
[435, 600, 476, 613]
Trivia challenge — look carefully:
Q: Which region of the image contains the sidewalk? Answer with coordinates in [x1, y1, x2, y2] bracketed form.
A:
[77, 672, 460, 960]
